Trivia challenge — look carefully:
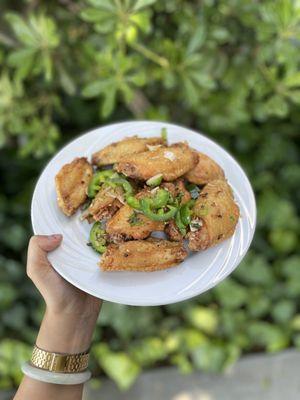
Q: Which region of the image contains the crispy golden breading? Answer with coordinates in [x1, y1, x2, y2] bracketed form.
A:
[92, 136, 165, 166]
[106, 189, 165, 241]
[85, 186, 124, 221]
[163, 180, 191, 241]
[55, 157, 93, 216]
[115, 143, 198, 181]
[188, 180, 239, 251]
[185, 151, 225, 185]
[100, 238, 188, 271]
[165, 220, 184, 242]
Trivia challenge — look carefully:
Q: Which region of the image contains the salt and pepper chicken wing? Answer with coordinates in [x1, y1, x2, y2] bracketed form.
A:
[187, 179, 239, 251]
[55, 157, 93, 216]
[100, 238, 188, 272]
[185, 152, 225, 185]
[115, 143, 198, 181]
[106, 188, 165, 242]
[83, 185, 124, 222]
[92, 136, 165, 166]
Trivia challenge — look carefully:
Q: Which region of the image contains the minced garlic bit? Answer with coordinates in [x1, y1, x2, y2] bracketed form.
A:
[150, 186, 160, 194]
[164, 151, 176, 161]
[190, 218, 203, 232]
[146, 144, 162, 151]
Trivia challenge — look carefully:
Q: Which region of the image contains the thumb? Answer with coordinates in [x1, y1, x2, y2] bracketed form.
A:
[27, 235, 62, 280]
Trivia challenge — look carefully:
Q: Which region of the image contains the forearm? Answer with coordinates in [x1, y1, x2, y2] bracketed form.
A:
[14, 307, 100, 400]
[36, 308, 99, 353]
[14, 377, 83, 400]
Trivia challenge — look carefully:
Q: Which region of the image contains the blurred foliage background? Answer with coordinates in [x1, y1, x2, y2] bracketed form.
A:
[0, 0, 300, 391]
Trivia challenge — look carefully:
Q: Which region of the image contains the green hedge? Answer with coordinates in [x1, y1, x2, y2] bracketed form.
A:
[0, 0, 300, 391]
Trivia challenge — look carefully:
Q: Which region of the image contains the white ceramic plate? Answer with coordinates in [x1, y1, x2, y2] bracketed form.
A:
[31, 121, 256, 306]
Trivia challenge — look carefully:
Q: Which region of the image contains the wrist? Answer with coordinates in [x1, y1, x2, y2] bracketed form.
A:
[36, 308, 99, 354]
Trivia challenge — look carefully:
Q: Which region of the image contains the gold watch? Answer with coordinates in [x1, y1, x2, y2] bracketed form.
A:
[30, 345, 89, 373]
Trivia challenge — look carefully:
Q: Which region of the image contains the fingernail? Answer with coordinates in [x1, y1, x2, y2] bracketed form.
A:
[49, 234, 63, 240]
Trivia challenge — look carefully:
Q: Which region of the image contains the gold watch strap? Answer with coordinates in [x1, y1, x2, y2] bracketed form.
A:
[31, 345, 89, 373]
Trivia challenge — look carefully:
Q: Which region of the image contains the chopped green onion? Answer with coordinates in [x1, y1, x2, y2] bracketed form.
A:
[161, 127, 168, 142]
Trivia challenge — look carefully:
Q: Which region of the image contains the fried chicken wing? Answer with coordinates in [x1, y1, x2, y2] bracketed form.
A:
[100, 238, 188, 271]
[106, 189, 165, 241]
[55, 157, 93, 216]
[185, 152, 225, 185]
[84, 186, 124, 221]
[115, 143, 198, 181]
[92, 136, 165, 166]
[187, 180, 239, 251]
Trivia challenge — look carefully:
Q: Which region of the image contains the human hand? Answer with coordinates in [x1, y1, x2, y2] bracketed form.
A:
[27, 235, 102, 353]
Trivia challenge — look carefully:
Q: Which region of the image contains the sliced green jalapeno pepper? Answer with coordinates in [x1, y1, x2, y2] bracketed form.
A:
[88, 170, 115, 198]
[180, 200, 196, 225]
[140, 198, 177, 221]
[175, 210, 187, 235]
[89, 222, 106, 254]
[109, 177, 133, 195]
[126, 195, 142, 210]
[175, 200, 196, 235]
[151, 189, 169, 209]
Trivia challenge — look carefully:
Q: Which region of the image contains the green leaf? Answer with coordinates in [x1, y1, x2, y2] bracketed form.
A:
[247, 290, 271, 318]
[130, 337, 167, 366]
[182, 76, 199, 106]
[234, 252, 274, 286]
[284, 72, 300, 87]
[214, 279, 248, 309]
[94, 19, 116, 33]
[87, 0, 116, 11]
[186, 306, 218, 334]
[171, 354, 193, 374]
[0, 284, 17, 310]
[7, 48, 36, 67]
[130, 11, 152, 35]
[281, 256, 300, 279]
[190, 71, 216, 90]
[7, 48, 36, 80]
[93, 344, 140, 390]
[58, 65, 76, 95]
[269, 229, 298, 254]
[133, 0, 157, 12]
[192, 343, 226, 373]
[0, 340, 31, 385]
[285, 90, 300, 104]
[247, 322, 289, 352]
[291, 315, 300, 331]
[165, 328, 207, 353]
[80, 8, 114, 23]
[82, 79, 112, 98]
[271, 300, 296, 324]
[187, 24, 206, 54]
[5, 13, 38, 46]
[264, 95, 289, 118]
[101, 85, 117, 117]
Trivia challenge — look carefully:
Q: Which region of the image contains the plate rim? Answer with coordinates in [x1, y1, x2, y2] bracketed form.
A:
[31, 120, 257, 306]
